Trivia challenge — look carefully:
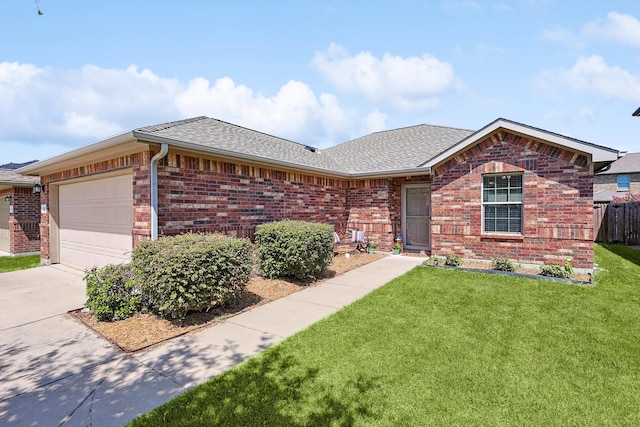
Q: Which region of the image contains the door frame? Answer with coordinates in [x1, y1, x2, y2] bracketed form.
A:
[401, 182, 431, 252]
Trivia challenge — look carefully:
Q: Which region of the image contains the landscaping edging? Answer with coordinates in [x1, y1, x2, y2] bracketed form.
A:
[422, 264, 594, 286]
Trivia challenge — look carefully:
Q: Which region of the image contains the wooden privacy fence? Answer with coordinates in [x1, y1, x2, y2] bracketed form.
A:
[594, 201, 640, 245]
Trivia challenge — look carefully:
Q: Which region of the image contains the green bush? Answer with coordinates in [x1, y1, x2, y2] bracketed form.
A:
[492, 257, 516, 272]
[84, 264, 140, 322]
[539, 264, 571, 278]
[131, 233, 253, 320]
[445, 254, 462, 267]
[255, 220, 334, 280]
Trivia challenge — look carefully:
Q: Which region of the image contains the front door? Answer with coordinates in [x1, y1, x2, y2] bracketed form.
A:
[402, 183, 430, 251]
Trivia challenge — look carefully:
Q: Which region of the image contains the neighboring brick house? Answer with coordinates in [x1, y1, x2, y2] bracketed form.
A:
[18, 117, 618, 270]
[593, 152, 640, 203]
[0, 167, 41, 255]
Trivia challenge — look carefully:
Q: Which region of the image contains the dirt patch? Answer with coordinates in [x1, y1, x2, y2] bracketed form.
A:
[71, 252, 385, 353]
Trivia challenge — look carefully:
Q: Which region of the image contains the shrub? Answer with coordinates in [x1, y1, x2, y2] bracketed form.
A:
[131, 233, 253, 320]
[84, 264, 140, 322]
[445, 254, 462, 267]
[255, 220, 334, 280]
[539, 264, 571, 278]
[492, 257, 516, 272]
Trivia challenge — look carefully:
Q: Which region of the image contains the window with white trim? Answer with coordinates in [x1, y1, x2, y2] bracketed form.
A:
[617, 174, 630, 191]
[482, 174, 523, 234]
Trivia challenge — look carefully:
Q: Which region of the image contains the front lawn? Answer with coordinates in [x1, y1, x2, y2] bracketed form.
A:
[129, 244, 640, 426]
[0, 254, 40, 273]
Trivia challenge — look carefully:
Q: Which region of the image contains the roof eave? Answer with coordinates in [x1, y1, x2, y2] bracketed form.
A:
[16, 131, 137, 175]
[345, 167, 432, 179]
[423, 118, 619, 168]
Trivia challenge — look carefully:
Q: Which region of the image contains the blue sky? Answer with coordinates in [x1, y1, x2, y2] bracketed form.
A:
[1, 0, 639, 165]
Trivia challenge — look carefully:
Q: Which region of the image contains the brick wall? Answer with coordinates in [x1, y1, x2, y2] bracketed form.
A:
[156, 152, 349, 239]
[431, 131, 594, 268]
[8, 187, 41, 254]
[344, 179, 396, 249]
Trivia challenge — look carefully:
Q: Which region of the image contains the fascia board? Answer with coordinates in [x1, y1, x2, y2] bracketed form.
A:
[424, 119, 619, 168]
[16, 131, 138, 176]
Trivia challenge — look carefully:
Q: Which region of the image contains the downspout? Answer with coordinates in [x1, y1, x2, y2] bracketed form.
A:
[150, 143, 169, 240]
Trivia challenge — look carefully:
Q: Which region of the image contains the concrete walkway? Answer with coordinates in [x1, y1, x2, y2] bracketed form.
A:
[0, 256, 423, 426]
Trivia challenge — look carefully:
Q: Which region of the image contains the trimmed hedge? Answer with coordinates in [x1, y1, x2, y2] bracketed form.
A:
[255, 220, 334, 280]
[85, 264, 140, 322]
[131, 233, 253, 320]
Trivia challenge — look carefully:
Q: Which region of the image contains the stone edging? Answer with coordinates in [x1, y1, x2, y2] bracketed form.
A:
[422, 265, 594, 286]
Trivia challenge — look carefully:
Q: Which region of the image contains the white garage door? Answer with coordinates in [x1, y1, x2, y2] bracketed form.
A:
[59, 174, 133, 270]
[0, 197, 10, 253]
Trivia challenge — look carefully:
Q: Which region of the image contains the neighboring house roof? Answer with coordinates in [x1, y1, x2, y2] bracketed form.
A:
[596, 152, 640, 175]
[17, 116, 619, 178]
[0, 160, 38, 170]
[322, 124, 473, 174]
[633, 107, 640, 117]
[424, 118, 619, 167]
[0, 168, 39, 191]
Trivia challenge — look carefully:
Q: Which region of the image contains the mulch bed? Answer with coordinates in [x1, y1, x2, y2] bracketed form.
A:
[71, 252, 385, 353]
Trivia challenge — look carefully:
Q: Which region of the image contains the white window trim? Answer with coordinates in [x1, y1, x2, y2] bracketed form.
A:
[481, 173, 524, 235]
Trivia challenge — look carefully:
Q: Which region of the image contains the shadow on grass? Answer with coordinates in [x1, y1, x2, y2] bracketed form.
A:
[599, 244, 640, 268]
[130, 346, 380, 426]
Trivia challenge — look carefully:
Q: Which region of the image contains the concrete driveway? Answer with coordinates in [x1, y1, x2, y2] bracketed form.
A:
[0, 256, 424, 426]
[0, 265, 86, 329]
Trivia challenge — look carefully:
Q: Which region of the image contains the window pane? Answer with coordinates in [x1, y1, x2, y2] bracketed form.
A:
[617, 174, 630, 191]
[483, 204, 522, 233]
[509, 175, 522, 187]
[496, 188, 508, 202]
[510, 187, 523, 202]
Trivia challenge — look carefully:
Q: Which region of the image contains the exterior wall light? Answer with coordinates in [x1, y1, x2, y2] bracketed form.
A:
[33, 182, 44, 194]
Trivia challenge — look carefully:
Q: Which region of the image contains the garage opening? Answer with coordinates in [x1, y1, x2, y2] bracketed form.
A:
[58, 174, 133, 270]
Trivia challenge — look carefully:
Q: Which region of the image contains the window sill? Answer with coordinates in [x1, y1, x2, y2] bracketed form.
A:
[481, 234, 524, 241]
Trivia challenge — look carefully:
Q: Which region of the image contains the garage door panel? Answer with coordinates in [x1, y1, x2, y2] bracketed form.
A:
[59, 174, 133, 269]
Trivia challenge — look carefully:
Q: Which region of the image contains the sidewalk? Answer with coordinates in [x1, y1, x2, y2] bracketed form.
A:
[0, 255, 424, 426]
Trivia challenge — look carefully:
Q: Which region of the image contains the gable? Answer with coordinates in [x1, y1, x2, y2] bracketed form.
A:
[432, 130, 591, 178]
[425, 118, 618, 171]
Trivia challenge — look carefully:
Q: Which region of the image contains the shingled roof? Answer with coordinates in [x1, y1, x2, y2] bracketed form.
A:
[134, 116, 343, 172]
[133, 117, 473, 175]
[323, 124, 474, 173]
[0, 168, 38, 187]
[596, 152, 640, 175]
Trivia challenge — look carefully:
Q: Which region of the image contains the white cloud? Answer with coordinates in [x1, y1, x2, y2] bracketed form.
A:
[363, 110, 388, 135]
[583, 12, 640, 48]
[311, 43, 461, 111]
[540, 55, 640, 103]
[176, 76, 356, 146]
[0, 61, 361, 162]
[0, 62, 183, 145]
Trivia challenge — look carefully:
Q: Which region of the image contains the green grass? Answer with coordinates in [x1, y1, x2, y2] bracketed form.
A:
[0, 254, 40, 273]
[129, 244, 640, 426]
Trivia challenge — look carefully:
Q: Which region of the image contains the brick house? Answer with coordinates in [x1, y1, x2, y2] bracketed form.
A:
[18, 117, 618, 270]
[593, 152, 640, 202]
[0, 168, 41, 255]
